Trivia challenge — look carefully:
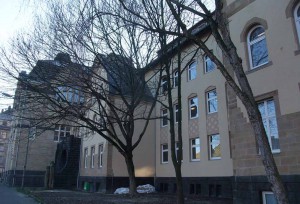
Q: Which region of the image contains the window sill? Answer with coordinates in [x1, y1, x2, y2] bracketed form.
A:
[210, 157, 221, 160]
[191, 159, 200, 162]
[246, 61, 273, 75]
[161, 162, 168, 164]
[189, 116, 199, 120]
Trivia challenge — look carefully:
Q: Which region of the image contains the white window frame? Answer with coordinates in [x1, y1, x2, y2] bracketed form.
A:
[99, 144, 103, 168]
[189, 97, 198, 119]
[188, 61, 197, 81]
[91, 146, 95, 168]
[209, 134, 221, 160]
[161, 109, 168, 127]
[173, 70, 178, 87]
[161, 144, 168, 164]
[84, 148, 88, 168]
[54, 124, 71, 142]
[294, 3, 300, 44]
[190, 138, 200, 161]
[204, 55, 215, 73]
[247, 25, 269, 69]
[174, 104, 179, 123]
[258, 99, 280, 153]
[262, 191, 277, 204]
[207, 89, 218, 114]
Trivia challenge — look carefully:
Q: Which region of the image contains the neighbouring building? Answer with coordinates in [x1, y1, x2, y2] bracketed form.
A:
[0, 106, 12, 177]
[5, 54, 82, 187]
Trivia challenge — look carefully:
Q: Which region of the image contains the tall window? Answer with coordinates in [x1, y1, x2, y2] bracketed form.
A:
[99, 144, 103, 168]
[91, 146, 95, 168]
[258, 99, 280, 152]
[188, 61, 197, 80]
[204, 55, 215, 73]
[161, 144, 168, 163]
[161, 77, 168, 93]
[84, 148, 88, 168]
[247, 25, 269, 69]
[161, 109, 168, 127]
[189, 97, 198, 119]
[295, 3, 300, 44]
[209, 134, 221, 160]
[190, 138, 200, 161]
[54, 125, 71, 142]
[173, 71, 178, 87]
[174, 104, 179, 123]
[207, 89, 218, 113]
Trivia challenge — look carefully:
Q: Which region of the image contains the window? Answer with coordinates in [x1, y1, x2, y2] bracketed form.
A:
[56, 86, 84, 104]
[295, 3, 300, 44]
[84, 148, 88, 168]
[204, 55, 215, 73]
[161, 109, 168, 127]
[173, 71, 178, 87]
[54, 124, 71, 142]
[98, 144, 103, 168]
[161, 144, 168, 163]
[0, 132, 7, 139]
[207, 89, 218, 113]
[190, 138, 200, 161]
[174, 104, 179, 123]
[91, 146, 95, 168]
[161, 77, 168, 93]
[258, 99, 280, 152]
[189, 97, 198, 119]
[209, 134, 221, 160]
[247, 25, 269, 69]
[28, 126, 36, 140]
[188, 61, 197, 80]
[262, 192, 277, 204]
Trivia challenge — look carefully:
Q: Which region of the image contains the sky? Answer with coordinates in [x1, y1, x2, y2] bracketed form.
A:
[0, 0, 34, 110]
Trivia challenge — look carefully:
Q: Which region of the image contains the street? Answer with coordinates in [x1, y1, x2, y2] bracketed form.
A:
[0, 183, 38, 204]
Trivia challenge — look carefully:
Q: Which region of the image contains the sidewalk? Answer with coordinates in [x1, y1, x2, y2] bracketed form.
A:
[0, 183, 38, 204]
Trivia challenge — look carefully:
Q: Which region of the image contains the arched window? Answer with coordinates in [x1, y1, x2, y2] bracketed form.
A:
[294, 3, 300, 44]
[161, 76, 167, 93]
[247, 25, 269, 69]
[188, 61, 197, 81]
[173, 70, 178, 87]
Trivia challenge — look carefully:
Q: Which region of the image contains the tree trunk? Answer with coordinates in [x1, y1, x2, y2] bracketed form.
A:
[174, 164, 184, 204]
[246, 106, 289, 204]
[125, 153, 137, 195]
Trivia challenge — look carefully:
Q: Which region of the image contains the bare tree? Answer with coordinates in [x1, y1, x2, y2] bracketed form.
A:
[0, 0, 162, 194]
[114, 0, 289, 203]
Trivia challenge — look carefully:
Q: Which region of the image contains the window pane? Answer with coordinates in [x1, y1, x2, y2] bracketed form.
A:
[267, 100, 275, 116]
[209, 99, 217, 113]
[190, 98, 198, 118]
[250, 39, 268, 67]
[205, 56, 215, 72]
[210, 135, 221, 158]
[265, 193, 277, 204]
[250, 27, 265, 41]
[189, 62, 197, 80]
[258, 103, 265, 116]
[163, 152, 168, 162]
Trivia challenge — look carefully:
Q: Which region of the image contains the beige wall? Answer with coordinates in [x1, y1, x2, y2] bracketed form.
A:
[154, 35, 233, 177]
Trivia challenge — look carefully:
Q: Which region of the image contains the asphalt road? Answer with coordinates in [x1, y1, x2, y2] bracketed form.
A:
[0, 183, 38, 204]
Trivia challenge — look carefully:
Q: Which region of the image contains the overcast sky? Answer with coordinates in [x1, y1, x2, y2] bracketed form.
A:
[0, 0, 34, 110]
